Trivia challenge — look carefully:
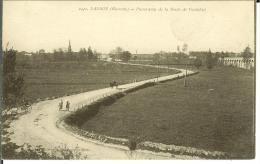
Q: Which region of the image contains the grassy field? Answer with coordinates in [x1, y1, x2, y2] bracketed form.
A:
[16, 61, 179, 102]
[80, 66, 254, 159]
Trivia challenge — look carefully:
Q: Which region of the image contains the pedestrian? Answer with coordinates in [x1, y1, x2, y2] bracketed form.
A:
[59, 100, 63, 111]
[66, 101, 70, 111]
[115, 81, 118, 89]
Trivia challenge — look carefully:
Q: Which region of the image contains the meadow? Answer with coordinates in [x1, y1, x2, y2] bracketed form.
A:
[80, 66, 254, 159]
[16, 61, 179, 102]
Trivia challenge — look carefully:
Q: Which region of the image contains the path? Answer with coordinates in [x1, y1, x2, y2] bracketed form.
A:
[7, 63, 197, 159]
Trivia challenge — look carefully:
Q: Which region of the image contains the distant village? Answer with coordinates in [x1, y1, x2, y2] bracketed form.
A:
[15, 41, 254, 70]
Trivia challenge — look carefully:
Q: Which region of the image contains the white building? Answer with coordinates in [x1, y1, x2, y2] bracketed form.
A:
[219, 57, 254, 70]
[24, 53, 32, 56]
[99, 54, 112, 61]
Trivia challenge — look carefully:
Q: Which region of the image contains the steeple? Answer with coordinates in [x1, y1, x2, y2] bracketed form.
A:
[68, 40, 72, 54]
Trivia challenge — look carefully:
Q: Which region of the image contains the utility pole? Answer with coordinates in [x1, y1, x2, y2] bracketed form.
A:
[167, 54, 169, 73]
[183, 50, 190, 87]
[157, 57, 159, 82]
[184, 63, 188, 87]
[157, 52, 162, 82]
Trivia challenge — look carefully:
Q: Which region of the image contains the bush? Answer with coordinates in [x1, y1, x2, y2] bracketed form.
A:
[194, 58, 202, 69]
[2, 142, 86, 159]
[3, 49, 25, 108]
[128, 139, 137, 151]
[65, 93, 125, 127]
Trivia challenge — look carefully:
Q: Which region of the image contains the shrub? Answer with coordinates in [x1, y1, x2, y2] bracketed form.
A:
[128, 139, 137, 151]
[2, 142, 86, 159]
[64, 93, 125, 127]
[194, 58, 202, 69]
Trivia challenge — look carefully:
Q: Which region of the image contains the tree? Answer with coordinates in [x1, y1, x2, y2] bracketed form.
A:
[39, 49, 45, 55]
[119, 51, 132, 62]
[114, 47, 123, 55]
[205, 50, 214, 69]
[194, 58, 202, 69]
[241, 46, 253, 69]
[58, 48, 65, 60]
[3, 49, 25, 108]
[53, 49, 59, 61]
[93, 50, 100, 60]
[78, 48, 87, 60]
[109, 47, 124, 61]
[241, 46, 253, 61]
[87, 46, 94, 60]
[153, 53, 161, 64]
[3, 49, 16, 73]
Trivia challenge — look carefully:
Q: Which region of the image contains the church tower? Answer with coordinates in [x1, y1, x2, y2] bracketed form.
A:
[68, 40, 72, 55]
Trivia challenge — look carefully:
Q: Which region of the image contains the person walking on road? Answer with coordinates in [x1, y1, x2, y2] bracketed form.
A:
[59, 99, 63, 111]
[66, 101, 70, 111]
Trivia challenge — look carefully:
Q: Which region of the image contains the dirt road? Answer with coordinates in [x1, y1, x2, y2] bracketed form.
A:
[7, 64, 197, 159]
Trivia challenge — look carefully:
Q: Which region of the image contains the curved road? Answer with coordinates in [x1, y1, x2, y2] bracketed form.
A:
[7, 63, 197, 159]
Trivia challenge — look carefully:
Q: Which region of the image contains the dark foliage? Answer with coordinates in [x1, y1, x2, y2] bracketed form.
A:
[119, 51, 132, 62]
[3, 49, 25, 108]
[128, 138, 138, 151]
[205, 52, 214, 69]
[65, 93, 125, 127]
[241, 46, 253, 60]
[194, 58, 202, 69]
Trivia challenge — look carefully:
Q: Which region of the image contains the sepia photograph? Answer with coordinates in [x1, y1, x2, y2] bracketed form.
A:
[1, 0, 256, 160]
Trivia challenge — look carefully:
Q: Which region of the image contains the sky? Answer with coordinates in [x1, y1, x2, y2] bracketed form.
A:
[3, 1, 255, 54]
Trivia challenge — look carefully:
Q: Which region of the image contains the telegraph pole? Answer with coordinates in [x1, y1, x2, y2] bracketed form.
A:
[157, 51, 162, 82]
[157, 57, 159, 82]
[167, 54, 169, 72]
[183, 63, 187, 87]
[183, 49, 190, 87]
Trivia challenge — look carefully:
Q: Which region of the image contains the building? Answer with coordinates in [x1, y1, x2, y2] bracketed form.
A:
[219, 57, 254, 70]
[99, 54, 112, 61]
[68, 40, 72, 55]
[24, 53, 32, 56]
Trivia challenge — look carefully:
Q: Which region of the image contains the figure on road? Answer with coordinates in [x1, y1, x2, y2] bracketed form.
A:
[110, 80, 118, 88]
[66, 101, 70, 111]
[114, 80, 118, 89]
[110, 81, 114, 88]
[59, 99, 63, 111]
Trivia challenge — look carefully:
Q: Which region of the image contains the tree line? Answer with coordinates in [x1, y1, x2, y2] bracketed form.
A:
[109, 47, 132, 62]
[3, 48, 25, 109]
[16, 46, 134, 65]
[151, 46, 253, 70]
[20, 46, 100, 62]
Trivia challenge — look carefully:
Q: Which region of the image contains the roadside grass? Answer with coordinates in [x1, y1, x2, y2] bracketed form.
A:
[1, 142, 87, 159]
[80, 66, 254, 159]
[16, 61, 179, 103]
[2, 61, 179, 159]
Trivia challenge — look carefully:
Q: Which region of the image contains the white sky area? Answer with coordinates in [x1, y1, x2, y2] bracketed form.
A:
[3, 1, 254, 54]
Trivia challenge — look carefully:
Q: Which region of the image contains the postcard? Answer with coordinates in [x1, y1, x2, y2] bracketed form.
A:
[1, 0, 256, 160]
